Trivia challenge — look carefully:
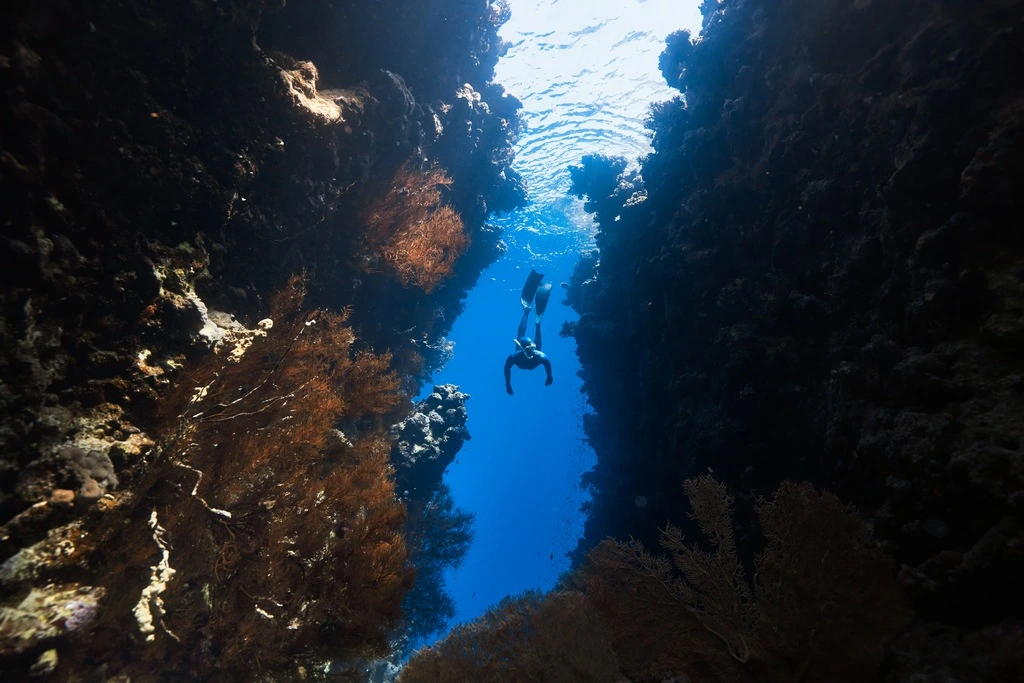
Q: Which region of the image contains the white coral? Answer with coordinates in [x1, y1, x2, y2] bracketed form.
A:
[132, 510, 177, 642]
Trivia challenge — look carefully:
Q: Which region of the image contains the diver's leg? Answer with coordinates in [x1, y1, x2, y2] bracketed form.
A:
[534, 321, 542, 350]
[518, 308, 529, 339]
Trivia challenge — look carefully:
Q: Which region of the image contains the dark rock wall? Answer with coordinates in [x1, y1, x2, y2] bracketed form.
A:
[0, 0, 520, 675]
[567, 0, 1023, 647]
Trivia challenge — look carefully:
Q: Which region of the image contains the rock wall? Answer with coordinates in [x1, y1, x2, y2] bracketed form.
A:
[1, 0, 519, 677]
[567, 0, 1023, 676]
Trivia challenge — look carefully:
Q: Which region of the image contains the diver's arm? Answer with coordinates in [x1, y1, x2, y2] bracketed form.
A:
[504, 355, 515, 395]
[541, 357, 553, 386]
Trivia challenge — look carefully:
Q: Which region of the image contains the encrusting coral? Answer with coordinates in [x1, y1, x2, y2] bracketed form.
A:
[0, 584, 106, 657]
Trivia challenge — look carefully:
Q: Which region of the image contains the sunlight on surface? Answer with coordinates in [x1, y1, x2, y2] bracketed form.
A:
[495, 0, 704, 211]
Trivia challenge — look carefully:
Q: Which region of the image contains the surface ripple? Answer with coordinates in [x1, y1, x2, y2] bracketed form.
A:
[494, 0, 701, 238]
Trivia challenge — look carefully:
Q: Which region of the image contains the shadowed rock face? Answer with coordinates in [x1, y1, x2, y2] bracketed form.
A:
[567, 0, 1023, 677]
[0, 0, 518, 676]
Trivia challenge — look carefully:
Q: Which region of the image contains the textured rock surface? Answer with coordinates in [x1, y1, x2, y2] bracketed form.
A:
[390, 384, 470, 496]
[566, 0, 1023, 676]
[0, 583, 105, 656]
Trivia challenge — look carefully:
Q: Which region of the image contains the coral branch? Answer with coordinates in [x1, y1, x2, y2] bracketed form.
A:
[174, 463, 232, 519]
[111, 275, 413, 676]
[360, 162, 469, 292]
[132, 510, 178, 643]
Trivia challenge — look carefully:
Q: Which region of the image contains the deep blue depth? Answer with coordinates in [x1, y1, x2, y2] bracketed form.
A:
[427, 204, 594, 630]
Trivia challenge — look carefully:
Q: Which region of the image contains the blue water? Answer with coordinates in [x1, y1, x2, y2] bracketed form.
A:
[427, 0, 702, 635]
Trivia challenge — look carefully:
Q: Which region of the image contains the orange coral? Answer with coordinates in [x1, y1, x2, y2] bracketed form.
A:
[87, 275, 413, 680]
[361, 162, 469, 292]
[404, 477, 911, 683]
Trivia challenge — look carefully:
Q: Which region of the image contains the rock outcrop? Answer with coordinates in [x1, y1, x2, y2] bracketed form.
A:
[391, 384, 470, 498]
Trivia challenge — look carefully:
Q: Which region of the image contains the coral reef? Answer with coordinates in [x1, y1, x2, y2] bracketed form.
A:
[1, 0, 519, 677]
[565, 0, 1024, 676]
[389, 386, 474, 648]
[47, 277, 416, 680]
[1, 0, 521, 520]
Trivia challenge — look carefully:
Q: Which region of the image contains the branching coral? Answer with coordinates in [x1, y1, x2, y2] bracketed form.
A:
[81, 275, 413, 680]
[404, 477, 911, 683]
[360, 162, 469, 292]
[581, 476, 912, 682]
[131, 509, 177, 643]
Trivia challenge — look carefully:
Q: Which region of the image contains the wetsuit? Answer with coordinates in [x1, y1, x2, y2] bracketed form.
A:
[504, 270, 554, 395]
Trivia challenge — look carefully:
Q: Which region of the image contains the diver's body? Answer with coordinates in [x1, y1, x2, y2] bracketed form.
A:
[505, 270, 553, 396]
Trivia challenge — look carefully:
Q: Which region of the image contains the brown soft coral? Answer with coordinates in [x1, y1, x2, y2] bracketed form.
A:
[360, 162, 469, 292]
[81, 275, 413, 680]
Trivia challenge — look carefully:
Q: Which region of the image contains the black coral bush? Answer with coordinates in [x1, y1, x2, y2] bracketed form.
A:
[88, 276, 413, 680]
[400, 589, 620, 683]
[360, 162, 469, 293]
[401, 483, 476, 643]
[404, 476, 910, 683]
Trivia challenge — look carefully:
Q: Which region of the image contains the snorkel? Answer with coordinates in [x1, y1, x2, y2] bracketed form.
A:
[514, 337, 537, 359]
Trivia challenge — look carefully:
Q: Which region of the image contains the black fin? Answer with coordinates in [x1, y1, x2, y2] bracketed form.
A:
[520, 269, 545, 308]
[534, 282, 553, 321]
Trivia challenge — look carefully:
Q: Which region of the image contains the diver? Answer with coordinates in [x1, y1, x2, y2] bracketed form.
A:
[504, 269, 553, 395]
